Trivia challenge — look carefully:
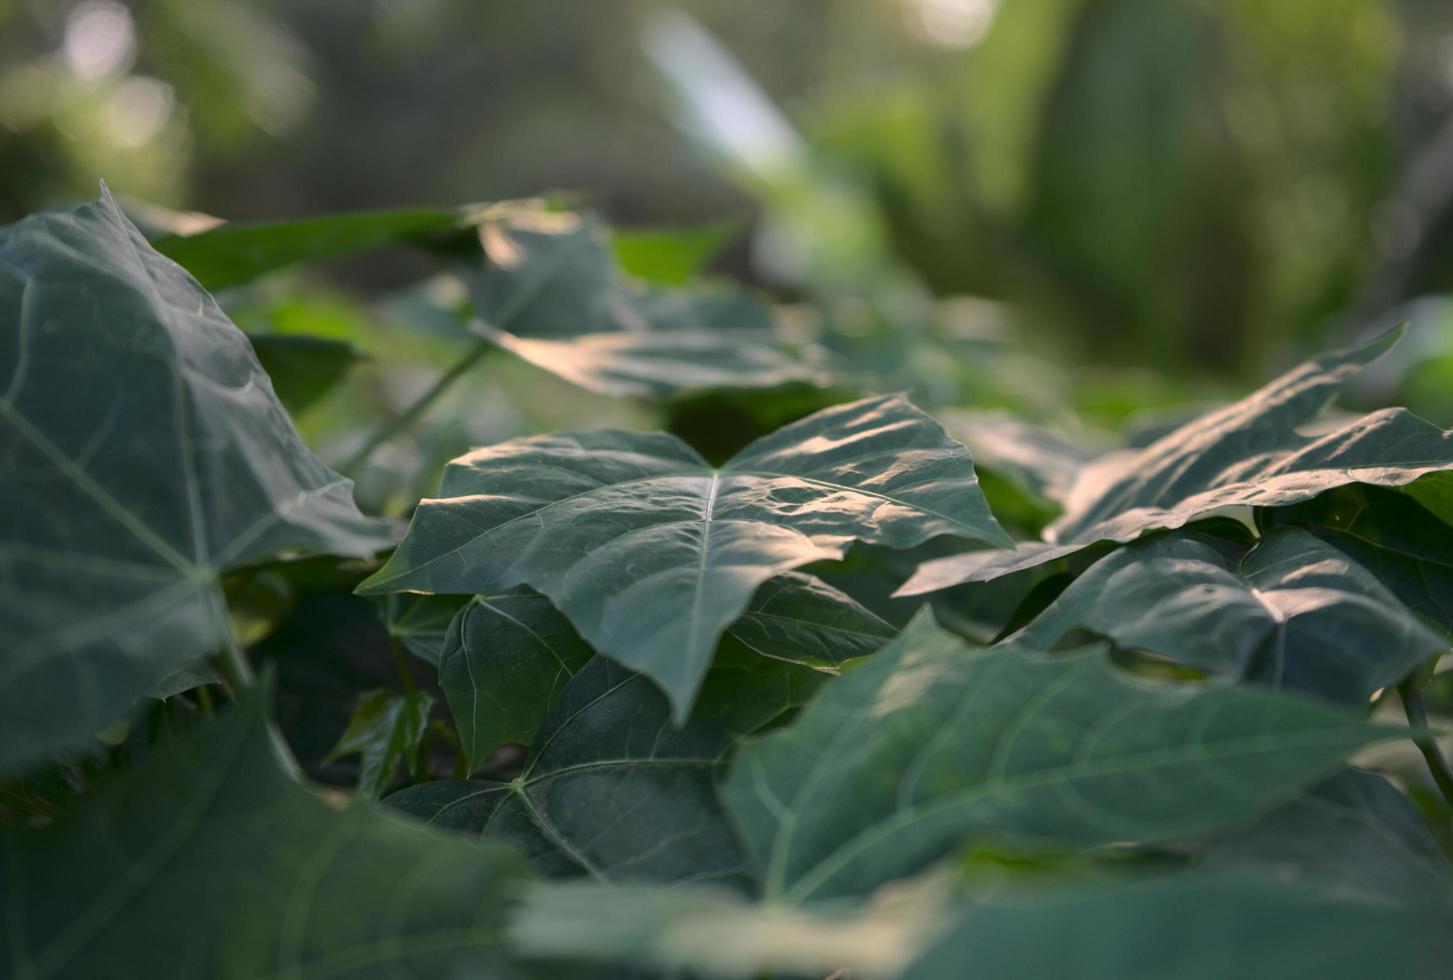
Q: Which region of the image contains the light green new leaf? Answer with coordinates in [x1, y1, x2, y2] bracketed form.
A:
[0, 191, 389, 777]
[153, 203, 487, 289]
[324, 688, 435, 800]
[1016, 528, 1447, 704]
[724, 611, 1399, 904]
[0, 691, 539, 980]
[902, 327, 1453, 593]
[359, 393, 1009, 717]
[389, 653, 820, 889]
[901, 874, 1453, 980]
[723, 571, 896, 670]
[612, 221, 740, 284]
[440, 589, 594, 770]
[465, 212, 824, 398]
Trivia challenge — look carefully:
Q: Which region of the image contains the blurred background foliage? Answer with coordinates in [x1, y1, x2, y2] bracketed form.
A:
[8, 0, 1453, 499]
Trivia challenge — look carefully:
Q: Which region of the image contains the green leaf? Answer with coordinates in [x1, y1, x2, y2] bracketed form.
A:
[358, 393, 1009, 717]
[1204, 768, 1453, 903]
[153, 204, 486, 289]
[1270, 484, 1453, 635]
[0, 689, 538, 979]
[941, 409, 1096, 509]
[723, 611, 1399, 904]
[511, 874, 946, 980]
[324, 688, 435, 800]
[246, 332, 366, 415]
[380, 593, 471, 667]
[440, 589, 594, 770]
[465, 212, 824, 398]
[0, 191, 389, 777]
[1015, 528, 1447, 704]
[612, 221, 741, 284]
[723, 571, 896, 670]
[902, 327, 1453, 594]
[388, 653, 820, 888]
[901, 873, 1453, 980]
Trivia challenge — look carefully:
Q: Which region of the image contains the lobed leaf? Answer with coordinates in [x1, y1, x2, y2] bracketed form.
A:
[0, 191, 389, 776]
[1015, 528, 1448, 704]
[388, 653, 820, 889]
[463, 212, 824, 398]
[723, 611, 1400, 904]
[359, 393, 1008, 717]
[902, 327, 1453, 594]
[440, 589, 594, 770]
[153, 204, 487, 289]
[0, 689, 539, 979]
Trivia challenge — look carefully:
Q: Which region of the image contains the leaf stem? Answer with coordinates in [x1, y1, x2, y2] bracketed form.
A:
[339, 338, 492, 472]
[1399, 678, 1453, 809]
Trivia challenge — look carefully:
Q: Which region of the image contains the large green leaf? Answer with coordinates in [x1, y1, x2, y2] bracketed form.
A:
[902, 328, 1453, 594]
[722, 571, 896, 670]
[153, 203, 488, 289]
[1269, 484, 1453, 634]
[511, 873, 946, 980]
[515, 863, 1453, 980]
[901, 873, 1453, 980]
[387, 653, 820, 889]
[464, 212, 824, 398]
[440, 589, 594, 770]
[1203, 768, 1453, 903]
[0, 191, 388, 777]
[359, 393, 1008, 717]
[0, 690, 538, 979]
[1015, 528, 1447, 704]
[723, 611, 1399, 904]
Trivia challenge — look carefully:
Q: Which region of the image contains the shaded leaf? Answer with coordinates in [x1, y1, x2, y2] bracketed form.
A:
[0, 191, 388, 777]
[902, 873, 1453, 980]
[380, 593, 471, 667]
[464, 212, 823, 398]
[723, 571, 896, 671]
[359, 393, 1009, 717]
[0, 689, 539, 979]
[441, 589, 594, 770]
[1270, 483, 1453, 635]
[902, 328, 1453, 593]
[153, 204, 487, 289]
[1204, 768, 1453, 903]
[325, 688, 435, 800]
[723, 611, 1398, 904]
[1015, 528, 1447, 704]
[388, 653, 820, 889]
[246, 332, 366, 415]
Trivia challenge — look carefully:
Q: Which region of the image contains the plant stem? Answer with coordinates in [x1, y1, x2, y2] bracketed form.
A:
[211, 634, 255, 699]
[389, 635, 417, 695]
[1399, 678, 1453, 809]
[340, 338, 492, 472]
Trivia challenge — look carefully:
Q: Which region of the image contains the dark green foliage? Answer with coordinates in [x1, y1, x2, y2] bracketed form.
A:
[5, 193, 1453, 980]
